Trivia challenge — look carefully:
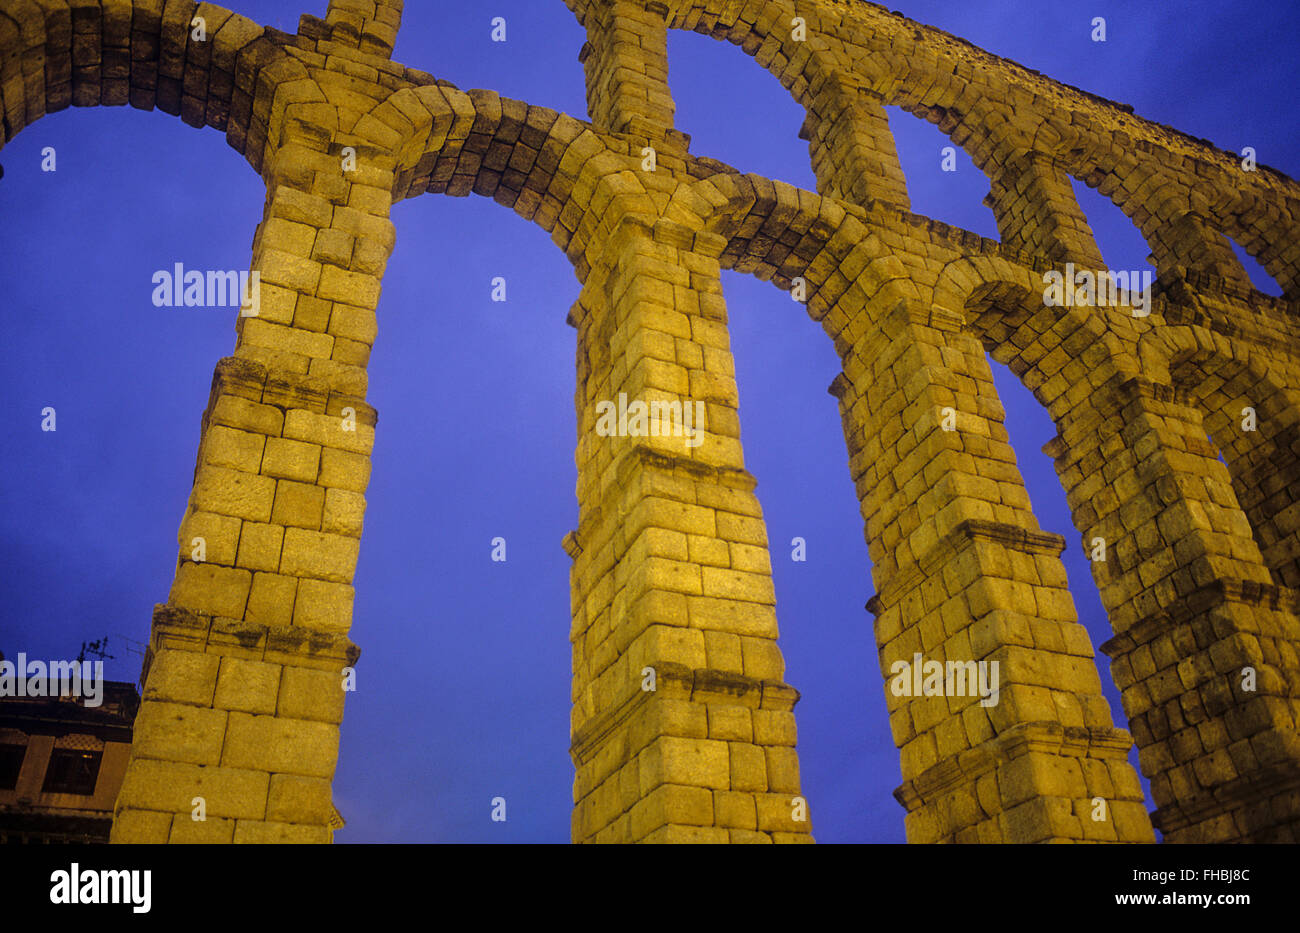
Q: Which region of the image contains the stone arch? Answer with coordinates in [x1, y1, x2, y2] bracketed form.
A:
[673, 172, 867, 286]
[909, 57, 1297, 297]
[564, 0, 1300, 307]
[565, 0, 838, 112]
[937, 261, 1300, 844]
[667, 168, 973, 411]
[368, 82, 656, 286]
[0, 1, 296, 176]
[561, 0, 960, 214]
[663, 168, 1157, 843]
[940, 255, 1142, 420]
[1089, 160, 1298, 299]
[675, 172, 840, 280]
[1141, 324, 1300, 590]
[556, 2, 1048, 266]
[562, 0, 1300, 301]
[553, 0, 1300, 298]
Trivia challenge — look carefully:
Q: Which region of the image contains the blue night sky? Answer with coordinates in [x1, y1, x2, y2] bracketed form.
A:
[1, 1, 1296, 843]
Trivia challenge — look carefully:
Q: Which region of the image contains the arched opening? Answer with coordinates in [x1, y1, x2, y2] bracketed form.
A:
[964, 273, 1167, 830]
[392, 0, 588, 116]
[1166, 347, 1300, 591]
[0, 97, 584, 843]
[0, 105, 263, 689]
[722, 268, 903, 842]
[665, 29, 816, 190]
[665, 28, 904, 840]
[983, 350, 1159, 823]
[1068, 175, 1155, 276]
[885, 105, 999, 238]
[1228, 238, 1286, 297]
[334, 192, 578, 842]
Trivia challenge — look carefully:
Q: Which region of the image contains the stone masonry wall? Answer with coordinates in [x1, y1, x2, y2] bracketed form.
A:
[1, 0, 1297, 842]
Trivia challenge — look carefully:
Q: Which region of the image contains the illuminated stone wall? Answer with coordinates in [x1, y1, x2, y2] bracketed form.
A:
[2, 0, 1296, 843]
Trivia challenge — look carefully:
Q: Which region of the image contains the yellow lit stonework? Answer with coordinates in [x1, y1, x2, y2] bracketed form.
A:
[3, 0, 1297, 844]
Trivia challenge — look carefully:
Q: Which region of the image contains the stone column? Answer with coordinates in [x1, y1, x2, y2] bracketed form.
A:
[1047, 375, 1300, 842]
[1210, 406, 1300, 590]
[567, 214, 812, 843]
[111, 118, 396, 844]
[986, 149, 1106, 269]
[801, 73, 911, 210]
[579, 0, 681, 143]
[832, 295, 1152, 843]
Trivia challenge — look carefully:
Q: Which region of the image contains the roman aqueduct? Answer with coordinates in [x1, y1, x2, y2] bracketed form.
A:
[2, 0, 1298, 842]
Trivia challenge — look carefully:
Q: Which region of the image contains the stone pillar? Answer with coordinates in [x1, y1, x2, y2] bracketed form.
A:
[567, 214, 812, 843]
[111, 119, 396, 844]
[1047, 376, 1300, 842]
[801, 74, 910, 210]
[832, 296, 1152, 843]
[986, 149, 1106, 268]
[579, 0, 679, 141]
[1211, 409, 1300, 589]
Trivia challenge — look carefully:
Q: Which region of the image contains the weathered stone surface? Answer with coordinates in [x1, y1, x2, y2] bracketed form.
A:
[3, 0, 1282, 846]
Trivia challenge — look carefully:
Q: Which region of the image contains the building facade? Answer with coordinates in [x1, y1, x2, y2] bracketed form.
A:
[0, 669, 139, 844]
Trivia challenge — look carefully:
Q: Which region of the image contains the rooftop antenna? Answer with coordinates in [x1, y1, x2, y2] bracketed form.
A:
[110, 633, 148, 661]
[76, 637, 115, 665]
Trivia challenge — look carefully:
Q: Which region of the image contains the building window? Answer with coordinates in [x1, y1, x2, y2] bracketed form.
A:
[41, 749, 102, 796]
[0, 745, 24, 790]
